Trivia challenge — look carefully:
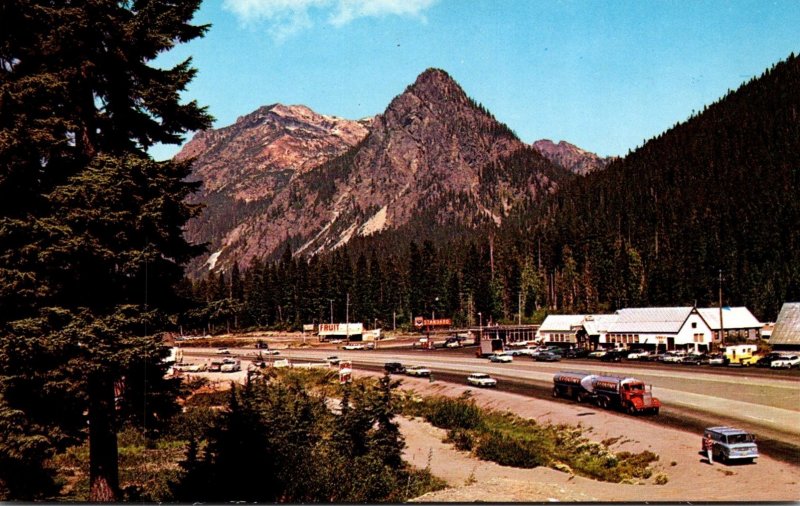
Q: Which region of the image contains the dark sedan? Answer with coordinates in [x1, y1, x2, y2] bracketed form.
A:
[680, 354, 704, 365]
[564, 348, 589, 359]
[600, 350, 626, 362]
[534, 351, 562, 362]
[756, 353, 784, 368]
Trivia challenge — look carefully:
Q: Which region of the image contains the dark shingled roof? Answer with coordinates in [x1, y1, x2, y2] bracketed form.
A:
[769, 303, 800, 346]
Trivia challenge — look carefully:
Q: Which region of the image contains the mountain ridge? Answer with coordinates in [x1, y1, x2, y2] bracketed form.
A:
[183, 68, 571, 275]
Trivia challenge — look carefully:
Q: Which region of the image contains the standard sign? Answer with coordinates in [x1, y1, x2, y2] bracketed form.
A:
[414, 318, 452, 328]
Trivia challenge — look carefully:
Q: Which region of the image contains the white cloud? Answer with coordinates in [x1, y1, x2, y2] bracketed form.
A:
[223, 0, 438, 40]
[329, 0, 437, 26]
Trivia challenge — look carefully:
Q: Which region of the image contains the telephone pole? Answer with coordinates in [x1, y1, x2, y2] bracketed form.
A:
[718, 270, 725, 350]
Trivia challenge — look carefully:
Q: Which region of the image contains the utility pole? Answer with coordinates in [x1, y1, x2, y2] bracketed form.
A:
[719, 270, 725, 351]
[346, 292, 350, 344]
[518, 291, 522, 325]
[329, 299, 334, 324]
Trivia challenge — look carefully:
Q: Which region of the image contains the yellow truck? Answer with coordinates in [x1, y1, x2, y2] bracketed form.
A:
[724, 344, 760, 366]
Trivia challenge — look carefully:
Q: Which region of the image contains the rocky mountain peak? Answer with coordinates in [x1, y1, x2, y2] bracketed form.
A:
[183, 68, 566, 275]
[532, 138, 613, 175]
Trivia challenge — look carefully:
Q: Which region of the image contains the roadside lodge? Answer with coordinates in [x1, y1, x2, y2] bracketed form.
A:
[536, 306, 763, 353]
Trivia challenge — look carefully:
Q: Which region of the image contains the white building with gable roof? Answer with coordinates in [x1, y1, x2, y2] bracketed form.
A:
[697, 307, 762, 341]
[606, 306, 713, 353]
[536, 314, 587, 345]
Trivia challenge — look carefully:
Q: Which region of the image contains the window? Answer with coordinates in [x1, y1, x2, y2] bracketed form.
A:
[691, 322, 697, 329]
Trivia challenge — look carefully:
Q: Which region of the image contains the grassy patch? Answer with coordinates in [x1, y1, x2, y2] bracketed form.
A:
[401, 393, 659, 483]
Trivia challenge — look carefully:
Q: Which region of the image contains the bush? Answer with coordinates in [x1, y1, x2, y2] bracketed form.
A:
[475, 430, 550, 468]
[416, 395, 483, 431]
[445, 429, 474, 451]
[402, 393, 661, 484]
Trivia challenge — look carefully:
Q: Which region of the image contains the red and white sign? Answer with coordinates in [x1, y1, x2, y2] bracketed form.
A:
[319, 323, 363, 336]
[414, 316, 424, 328]
[339, 360, 353, 384]
[422, 318, 452, 328]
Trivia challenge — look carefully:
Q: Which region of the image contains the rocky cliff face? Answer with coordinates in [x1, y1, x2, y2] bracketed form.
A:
[532, 139, 613, 175]
[185, 69, 567, 274]
[175, 104, 371, 271]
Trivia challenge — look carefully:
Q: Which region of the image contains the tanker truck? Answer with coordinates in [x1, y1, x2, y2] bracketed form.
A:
[553, 372, 661, 415]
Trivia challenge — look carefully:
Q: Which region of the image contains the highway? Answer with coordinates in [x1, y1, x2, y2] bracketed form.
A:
[180, 344, 800, 454]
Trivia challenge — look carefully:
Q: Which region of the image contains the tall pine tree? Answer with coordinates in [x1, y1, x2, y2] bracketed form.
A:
[0, 1, 211, 500]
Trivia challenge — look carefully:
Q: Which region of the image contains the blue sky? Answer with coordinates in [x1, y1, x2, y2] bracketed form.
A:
[150, 0, 800, 161]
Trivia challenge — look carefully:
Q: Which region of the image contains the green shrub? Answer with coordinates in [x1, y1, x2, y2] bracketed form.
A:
[445, 429, 474, 451]
[475, 430, 550, 468]
[417, 395, 483, 431]
[654, 473, 669, 485]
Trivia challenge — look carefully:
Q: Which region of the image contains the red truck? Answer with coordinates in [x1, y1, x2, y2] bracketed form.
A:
[553, 371, 661, 415]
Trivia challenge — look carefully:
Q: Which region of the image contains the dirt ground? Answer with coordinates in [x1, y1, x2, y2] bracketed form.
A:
[384, 374, 800, 502]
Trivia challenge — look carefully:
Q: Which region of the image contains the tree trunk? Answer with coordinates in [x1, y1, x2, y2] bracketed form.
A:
[88, 376, 120, 502]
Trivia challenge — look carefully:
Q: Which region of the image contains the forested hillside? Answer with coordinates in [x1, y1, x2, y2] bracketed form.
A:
[184, 54, 799, 331]
[517, 53, 800, 321]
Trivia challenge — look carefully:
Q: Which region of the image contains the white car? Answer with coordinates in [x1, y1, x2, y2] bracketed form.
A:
[262, 349, 280, 355]
[662, 351, 686, 363]
[507, 340, 530, 347]
[216, 347, 231, 355]
[627, 350, 651, 360]
[467, 373, 497, 387]
[771, 355, 800, 369]
[405, 365, 432, 377]
[489, 353, 513, 363]
[343, 343, 365, 350]
[220, 358, 241, 372]
[588, 350, 607, 359]
[507, 347, 536, 357]
[272, 359, 291, 368]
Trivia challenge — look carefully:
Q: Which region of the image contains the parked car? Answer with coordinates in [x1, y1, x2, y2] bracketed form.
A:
[343, 343, 365, 350]
[755, 353, 784, 368]
[535, 351, 561, 362]
[326, 356, 341, 365]
[384, 362, 406, 374]
[507, 340, 531, 347]
[600, 350, 626, 362]
[680, 354, 704, 366]
[626, 350, 651, 360]
[467, 373, 497, 387]
[329, 339, 343, 344]
[564, 348, 589, 359]
[771, 355, 800, 369]
[507, 347, 535, 357]
[707, 353, 728, 366]
[208, 360, 223, 372]
[489, 353, 513, 363]
[216, 347, 231, 355]
[662, 351, 687, 363]
[272, 359, 291, 368]
[445, 338, 462, 348]
[703, 426, 759, 464]
[405, 365, 431, 377]
[220, 358, 241, 372]
[647, 353, 667, 362]
[588, 350, 607, 359]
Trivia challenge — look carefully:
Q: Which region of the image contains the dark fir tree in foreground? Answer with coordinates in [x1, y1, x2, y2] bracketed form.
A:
[0, 1, 211, 500]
